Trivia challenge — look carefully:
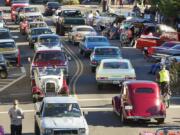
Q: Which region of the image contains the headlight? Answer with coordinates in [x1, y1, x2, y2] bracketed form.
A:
[79, 128, 86, 134]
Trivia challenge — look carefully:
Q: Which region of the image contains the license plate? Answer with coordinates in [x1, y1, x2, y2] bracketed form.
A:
[113, 81, 119, 84]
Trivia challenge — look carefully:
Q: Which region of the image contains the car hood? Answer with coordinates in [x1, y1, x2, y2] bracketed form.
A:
[42, 117, 86, 129]
[33, 61, 66, 67]
[87, 43, 110, 49]
[131, 98, 162, 117]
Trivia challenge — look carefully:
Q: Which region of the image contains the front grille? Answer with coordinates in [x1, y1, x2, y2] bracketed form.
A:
[54, 130, 78, 135]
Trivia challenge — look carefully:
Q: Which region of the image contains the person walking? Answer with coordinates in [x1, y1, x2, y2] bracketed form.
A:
[8, 100, 24, 135]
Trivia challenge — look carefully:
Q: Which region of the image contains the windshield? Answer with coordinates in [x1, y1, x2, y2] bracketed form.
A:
[39, 67, 62, 76]
[0, 31, 11, 39]
[39, 36, 59, 46]
[103, 62, 129, 69]
[43, 103, 81, 117]
[30, 23, 46, 29]
[95, 48, 120, 56]
[62, 10, 82, 17]
[12, 0, 29, 3]
[48, 2, 60, 7]
[172, 45, 180, 50]
[87, 37, 108, 42]
[27, 15, 43, 22]
[77, 28, 94, 32]
[34, 51, 65, 62]
[0, 42, 15, 49]
[31, 29, 52, 35]
[64, 19, 85, 25]
[24, 7, 37, 12]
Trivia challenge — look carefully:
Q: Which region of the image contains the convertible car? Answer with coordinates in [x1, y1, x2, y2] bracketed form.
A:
[112, 80, 166, 124]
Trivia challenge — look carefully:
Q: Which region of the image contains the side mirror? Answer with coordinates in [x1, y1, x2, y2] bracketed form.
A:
[28, 57, 31, 62]
[36, 111, 41, 116]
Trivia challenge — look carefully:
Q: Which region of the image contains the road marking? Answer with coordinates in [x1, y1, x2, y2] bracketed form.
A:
[0, 74, 26, 92]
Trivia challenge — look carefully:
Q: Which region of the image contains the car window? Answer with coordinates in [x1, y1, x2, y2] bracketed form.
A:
[161, 42, 177, 48]
[0, 31, 11, 39]
[31, 29, 52, 35]
[34, 51, 65, 62]
[95, 48, 120, 56]
[64, 19, 85, 25]
[24, 7, 37, 12]
[135, 88, 154, 93]
[62, 10, 82, 17]
[43, 103, 81, 117]
[39, 36, 59, 43]
[87, 37, 107, 42]
[0, 42, 15, 49]
[76, 28, 93, 32]
[103, 62, 129, 69]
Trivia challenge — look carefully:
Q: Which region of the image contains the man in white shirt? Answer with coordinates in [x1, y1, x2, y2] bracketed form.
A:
[8, 100, 24, 135]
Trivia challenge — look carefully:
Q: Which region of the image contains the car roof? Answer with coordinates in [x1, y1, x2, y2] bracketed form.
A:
[43, 96, 78, 104]
[31, 27, 50, 30]
[38, 34, 59, 38]
[94, 46, 119, 49]
[74, 25, 93, 29]
[85, 35, 106, 38]
[0, 39, 15, 43]
[101, 58, 129, 63]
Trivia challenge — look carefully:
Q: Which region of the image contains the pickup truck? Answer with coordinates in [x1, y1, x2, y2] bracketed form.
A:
[56, 9, 86, 36]
[34, 96, 89, 135]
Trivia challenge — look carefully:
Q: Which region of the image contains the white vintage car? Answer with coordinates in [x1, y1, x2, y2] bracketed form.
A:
[34, 34, 63, 51]
[32, 67, 69, 102]
[96, 59, 136, 89]
[34, 96, 89, 135]
[68, 25, 97, 45]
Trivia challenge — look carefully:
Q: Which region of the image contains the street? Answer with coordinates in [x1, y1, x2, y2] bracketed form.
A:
[0, 0, 180, 135]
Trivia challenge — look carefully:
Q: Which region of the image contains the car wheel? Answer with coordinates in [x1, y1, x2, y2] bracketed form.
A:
[91, 67, 96, 73]
[97, 83, 103, 90]
[34, 120, 40, 135]
[156, 118, 165, 124]
[0, 71, 8, 79]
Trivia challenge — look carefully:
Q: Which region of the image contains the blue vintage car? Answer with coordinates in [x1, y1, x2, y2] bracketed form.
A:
[90, 46, 122, 72]
[79, 36, 110, 57]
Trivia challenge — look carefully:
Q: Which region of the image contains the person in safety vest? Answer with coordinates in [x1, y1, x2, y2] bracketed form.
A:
[156, 65, 170, 95]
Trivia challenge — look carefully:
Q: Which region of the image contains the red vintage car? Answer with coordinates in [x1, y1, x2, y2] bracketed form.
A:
[136, 24, 179, 50]
[11, 2, 29, 21]
[112, 80, 166, 124]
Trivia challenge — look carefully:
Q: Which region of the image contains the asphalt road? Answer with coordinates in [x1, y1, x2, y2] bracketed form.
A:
[0, 1, 180, 135]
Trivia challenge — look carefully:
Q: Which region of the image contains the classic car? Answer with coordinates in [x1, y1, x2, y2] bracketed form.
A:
[0, 39, 20, 66]
[26, 21, 47, 36]
[28, 27, 53, 48]
[136, 24, 180, 50]
[96, 59, 136, 89]
[44, 2, 61, 16]
[0, 53, 8, 79]
[68, 25, 97, 45]
[29, 48, 69, 82]
[139, 127, 180, 135]
[90, 46, 122, 72]
[34, 34, 63, 51]
[79, 36, 110, 57]
[56, 9, 86, 36]
[19, 12, 44, 35]
[150, 43, 180, 61]
[112, 80, 166, 124]
[11, 0, 29, 21]
[34, 96, 89, 135]
[31, 67, 69, 102]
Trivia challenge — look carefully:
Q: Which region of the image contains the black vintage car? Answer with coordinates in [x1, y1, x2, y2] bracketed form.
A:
[56, 9, 86, 36]
[0, 54, 8, 79]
